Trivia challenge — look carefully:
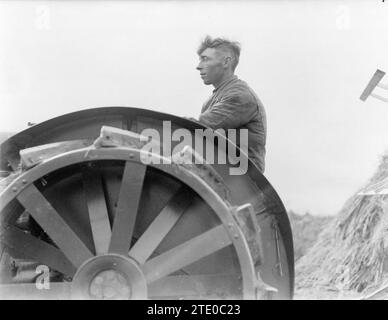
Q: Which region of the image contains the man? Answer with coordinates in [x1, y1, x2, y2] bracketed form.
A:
[196, 36, 267, 173]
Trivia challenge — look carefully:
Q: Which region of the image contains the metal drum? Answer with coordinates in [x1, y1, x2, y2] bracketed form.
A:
[0, 107, 294, 299]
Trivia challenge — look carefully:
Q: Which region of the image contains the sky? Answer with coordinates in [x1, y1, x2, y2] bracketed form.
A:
[1, 0, 388, 216]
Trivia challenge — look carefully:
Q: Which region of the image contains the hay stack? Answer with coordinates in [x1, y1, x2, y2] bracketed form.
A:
[288, 211, 332, 262]
[296, 152, 388, 297]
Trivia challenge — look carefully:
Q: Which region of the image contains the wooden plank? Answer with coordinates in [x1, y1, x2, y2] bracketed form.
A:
[143, 225, 232, 283]
[1, 225, 76, 277]
[360, 69, 386, 101]
[83, 169, 111, 255]
[17, 184, 93, 268]
[20, 140, 91, 169]
[129, 187, 192, 264]
[108, 161, 146, 254]
[94, 126, 149, 149]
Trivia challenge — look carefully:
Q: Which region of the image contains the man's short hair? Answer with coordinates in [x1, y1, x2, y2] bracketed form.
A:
[197, 36, 241, 71]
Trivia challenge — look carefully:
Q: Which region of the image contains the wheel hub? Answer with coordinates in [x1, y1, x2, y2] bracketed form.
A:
[89, 269, 131, 299]
[71, 254, 147, 299]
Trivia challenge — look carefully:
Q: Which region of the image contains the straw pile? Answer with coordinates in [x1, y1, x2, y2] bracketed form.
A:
[295, 152, 388, 298]
[288, 211, 332, 261]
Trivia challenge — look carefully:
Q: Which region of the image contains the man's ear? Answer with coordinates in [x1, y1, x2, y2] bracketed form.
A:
[223, 56, 232, 69]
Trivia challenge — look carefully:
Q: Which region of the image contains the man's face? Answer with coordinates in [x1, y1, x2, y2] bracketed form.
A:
[196, 48, 226, 86]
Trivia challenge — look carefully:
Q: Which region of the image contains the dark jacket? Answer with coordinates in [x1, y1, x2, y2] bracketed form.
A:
[199, 75, 267, 172]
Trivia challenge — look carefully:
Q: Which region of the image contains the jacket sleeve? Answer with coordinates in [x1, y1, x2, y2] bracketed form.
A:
[199, 90, 257, 129]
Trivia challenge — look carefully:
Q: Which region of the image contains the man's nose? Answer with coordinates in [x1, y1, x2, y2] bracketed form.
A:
[196, 62, 202, 70]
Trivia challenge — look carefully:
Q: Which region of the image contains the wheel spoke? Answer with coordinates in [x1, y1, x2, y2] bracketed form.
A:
[1, 224, 76, 277]
[129, 187, 193, 264]
[0, 282, 71, 299]
[148, 274, 241, 299]
[143, 225, 232, 283]
[109, 161, 146, 254]
[16, 184, 93, 268]
[83, 169, 111, 255]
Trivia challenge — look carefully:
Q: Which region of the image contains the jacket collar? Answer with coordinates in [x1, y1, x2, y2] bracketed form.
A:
[213, 75, 238, 93]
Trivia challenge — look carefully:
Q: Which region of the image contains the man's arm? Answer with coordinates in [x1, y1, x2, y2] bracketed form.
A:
[198, 90, 257, 129]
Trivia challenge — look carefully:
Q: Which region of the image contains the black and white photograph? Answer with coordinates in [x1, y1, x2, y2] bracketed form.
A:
[0, 0, 388, 303]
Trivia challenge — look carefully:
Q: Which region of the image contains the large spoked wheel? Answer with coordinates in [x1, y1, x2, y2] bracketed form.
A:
[0, 146, 264, 299]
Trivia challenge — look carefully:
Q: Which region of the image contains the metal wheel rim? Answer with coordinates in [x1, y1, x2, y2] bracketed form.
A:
[0, 146, 258, 299]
